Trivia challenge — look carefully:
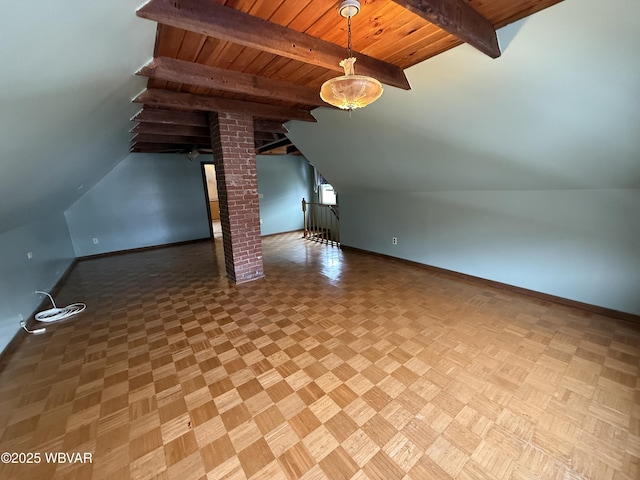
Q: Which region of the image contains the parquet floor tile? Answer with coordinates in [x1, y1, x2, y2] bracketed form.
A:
[0, 232, 638, 479]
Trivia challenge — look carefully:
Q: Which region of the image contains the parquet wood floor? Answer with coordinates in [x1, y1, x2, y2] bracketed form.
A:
[0, 232, 638, 479]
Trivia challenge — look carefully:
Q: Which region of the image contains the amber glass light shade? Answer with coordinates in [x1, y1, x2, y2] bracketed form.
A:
[320, 57, 383, 110]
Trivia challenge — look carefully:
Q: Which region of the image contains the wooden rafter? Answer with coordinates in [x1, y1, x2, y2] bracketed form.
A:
[132, 109, 288, 134]
[137, 57, 326, 106]
[390, 0, 500, 58]
[131, 108, 208, 127]
[136, 0, 411, 90]
[130, 122, 210, 137]
[256, 137, 293, 154]
[254, 132, 282, 143]
[131, 133, 211, 145]
[130, 142, 202, 152]
[254, 120, 288, 134]
[133, 89, 317, 122]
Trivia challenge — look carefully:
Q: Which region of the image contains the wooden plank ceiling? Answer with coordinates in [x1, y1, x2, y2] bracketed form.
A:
[131, 0, 562, 155]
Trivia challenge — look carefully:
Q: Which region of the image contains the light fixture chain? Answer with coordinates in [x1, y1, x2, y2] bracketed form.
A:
[347, 15, 352, 58]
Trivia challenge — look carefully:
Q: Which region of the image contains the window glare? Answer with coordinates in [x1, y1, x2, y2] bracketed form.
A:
[320, 184, 336, 205]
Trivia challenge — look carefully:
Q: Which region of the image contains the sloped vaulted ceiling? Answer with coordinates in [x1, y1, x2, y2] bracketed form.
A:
[1, 0, 638, 237]
[287, 0, 640, 193]
[0, 1, 155, 233]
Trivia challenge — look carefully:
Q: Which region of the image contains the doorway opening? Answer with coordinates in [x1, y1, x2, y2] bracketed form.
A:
[201, 162, 221, 239]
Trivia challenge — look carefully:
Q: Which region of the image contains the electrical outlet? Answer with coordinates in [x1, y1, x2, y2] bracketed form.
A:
[92, 238, 99, 244]
[27, 251, 33, 259]
[392, 237, 398, 245]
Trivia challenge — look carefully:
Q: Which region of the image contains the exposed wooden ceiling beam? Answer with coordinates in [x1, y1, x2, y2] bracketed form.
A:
[259, 146, 289, 156]
[254, 120, 288, 134]
[133, 88, 316, 122]
[132, 108, 288, 134]
[137, 57, 326, 107]
[132, 133, 271, 149]
[256, 137, 293, 154]
[131, 108, 208, 127]
[390, 0, 500, 58]
[254, 132, 282, 143]
[136, 0, 411, 90]
[131, 142, 198, 153]
[286, 145, 301, 155]
[131, 133, 211, 145]
[130, 122, 210, 137]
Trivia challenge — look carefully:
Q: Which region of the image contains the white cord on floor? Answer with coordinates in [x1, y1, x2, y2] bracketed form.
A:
[20, 321, 46, 335]
[34, 290, 86, 323]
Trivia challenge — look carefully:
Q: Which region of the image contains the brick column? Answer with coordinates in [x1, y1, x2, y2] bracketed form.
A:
[209, 111, 264, 284]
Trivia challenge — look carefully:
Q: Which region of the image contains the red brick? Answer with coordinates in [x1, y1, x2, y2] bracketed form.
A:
[209, 111, 264, 284]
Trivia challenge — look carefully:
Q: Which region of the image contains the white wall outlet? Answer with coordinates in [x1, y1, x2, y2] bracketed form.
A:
[92, 238, 99, 244]
[258, 193, 264, 199]
[392, 237, 398, 245]
[27, 251, 33, 259]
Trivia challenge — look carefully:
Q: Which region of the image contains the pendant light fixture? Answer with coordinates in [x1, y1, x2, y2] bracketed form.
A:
[320, 0, 383, 111]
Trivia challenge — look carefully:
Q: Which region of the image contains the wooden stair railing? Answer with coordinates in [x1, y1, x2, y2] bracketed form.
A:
[302, 198, 340, 246]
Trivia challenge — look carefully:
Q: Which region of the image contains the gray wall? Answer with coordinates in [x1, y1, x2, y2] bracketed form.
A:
[0, 213, 75, 352]
[0, 0, 155, 233]
[0, 152, 312, 354]
[66, 153, 210, 256]
[340, 189, 640, 315]
[284, 0, 640, 317]
[256, 155, 312, 236]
